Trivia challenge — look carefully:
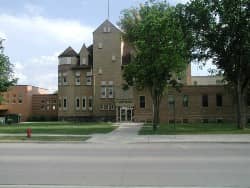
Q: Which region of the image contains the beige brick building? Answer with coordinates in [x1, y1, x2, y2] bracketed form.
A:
[58, 20, 250, 123]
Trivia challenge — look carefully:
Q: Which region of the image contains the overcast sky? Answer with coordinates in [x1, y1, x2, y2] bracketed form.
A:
[0, 0, 216, 93]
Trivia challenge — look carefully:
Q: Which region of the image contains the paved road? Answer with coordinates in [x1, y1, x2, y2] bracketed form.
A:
[0, 143, 250, 187]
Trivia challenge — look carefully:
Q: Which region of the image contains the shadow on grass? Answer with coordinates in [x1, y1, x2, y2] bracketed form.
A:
[139, 123, 250, 135]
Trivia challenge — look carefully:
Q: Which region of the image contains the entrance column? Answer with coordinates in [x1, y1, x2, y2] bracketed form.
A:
[116, 106, 119, 122]
[125, 108, 128, 121]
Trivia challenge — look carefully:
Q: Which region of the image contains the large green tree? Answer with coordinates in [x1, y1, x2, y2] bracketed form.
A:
[182, 0, 250, 129]
[119, 0, 191, 130]
[0, 53, 17, 103]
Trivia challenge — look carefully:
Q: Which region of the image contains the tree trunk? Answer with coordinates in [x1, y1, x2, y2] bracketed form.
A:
[152, 94, 160, 132]
[236, 78, 247, 129]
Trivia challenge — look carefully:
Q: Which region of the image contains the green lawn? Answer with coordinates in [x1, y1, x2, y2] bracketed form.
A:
[139, 123, 250, 135]
[0, 136, 90, 142]
[0, 122, 117, 135]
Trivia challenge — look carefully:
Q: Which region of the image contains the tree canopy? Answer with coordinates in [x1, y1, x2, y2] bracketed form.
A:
[119, 0, 191, 130]
[182, 0, 250, 128]
[0, 53, 17, 102]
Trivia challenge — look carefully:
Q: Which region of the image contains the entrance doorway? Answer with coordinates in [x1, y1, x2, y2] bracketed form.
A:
[117, 107, 134, 122]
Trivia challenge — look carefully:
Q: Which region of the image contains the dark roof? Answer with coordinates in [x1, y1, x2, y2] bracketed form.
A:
[58, 46, 79, 58]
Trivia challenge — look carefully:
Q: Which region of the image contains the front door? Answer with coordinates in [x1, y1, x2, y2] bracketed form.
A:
[118, 107, 134, 122]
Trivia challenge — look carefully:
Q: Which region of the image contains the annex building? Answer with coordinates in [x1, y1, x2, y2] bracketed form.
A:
[57, 20, 250, 124]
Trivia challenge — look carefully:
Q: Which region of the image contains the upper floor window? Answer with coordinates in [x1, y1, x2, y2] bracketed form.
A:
[81, 57, 87, 65]
[101, 86, 106, 98]
[63, 76, 67, 85]
[98, 43, 103, 49]
[183, 95, 188, 107]
[216, 94, 223, 107]
[202, 94, 208, 107]
[18, 94, 23, 104]
[86, 76, 92, 85]
[139, 96, 145, 108]
[75, 76, 80, 85]
[107, 86, 114, 98]
[63, 97, 67, 110]
[168, 95, 175, 108]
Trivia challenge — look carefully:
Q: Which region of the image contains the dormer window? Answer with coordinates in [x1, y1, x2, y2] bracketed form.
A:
[81, 57, 87, 65]
[103, 27, 107, 32]
[98, 43, 103, 49]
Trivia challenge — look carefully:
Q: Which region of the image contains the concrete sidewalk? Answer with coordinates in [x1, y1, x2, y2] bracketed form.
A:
[87, 123, 250, 144]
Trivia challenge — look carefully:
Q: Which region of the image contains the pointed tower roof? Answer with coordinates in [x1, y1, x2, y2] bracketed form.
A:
[93, 19, 121, 33]
[58, 46, 78, 58]
[79, 43, 89, 55]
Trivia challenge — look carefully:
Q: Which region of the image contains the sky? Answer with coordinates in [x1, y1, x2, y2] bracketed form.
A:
[0, 0, 216, 93]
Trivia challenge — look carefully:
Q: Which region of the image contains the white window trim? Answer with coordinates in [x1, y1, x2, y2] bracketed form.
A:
[86, 76, 92, 86]
[75, 97, 80, 111]
[108, 86, 114, 98]
[98, 42, 103, 49]
[101, 86, 107, 98]
[63, 97, 67, 111]
[75, 76, 81, 86]
[82, 96, 86, 111]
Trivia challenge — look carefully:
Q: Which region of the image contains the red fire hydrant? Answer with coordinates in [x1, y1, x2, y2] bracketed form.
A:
[26, 128, 32, 138]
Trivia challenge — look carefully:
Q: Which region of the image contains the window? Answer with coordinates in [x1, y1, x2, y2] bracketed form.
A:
[216, 94, 223, 107]
[110, 104, 115, 111]
[139, 96, 145, 108]
[107, 86, 114, 98]
[100, 104, 105, 110]
[193, 81, 198, 85]
[183, 95, 188, 107]
[75, 76, 80, 85]
[98, 42, 103, 49]
[82, 96, 86, 110]
[52, 105, 56, 111]
[58, 97, 62, 110]
[88, 96, 93, 110]
[63, 76, 67, 85]
[81, 57, 87, 65]
[202, 94, 208, 107]
[41, 105, 45, 110]
[63, 97, 67, 110]
[112, 55, 116, 61]
[86, 76, 92, 85]
[46, 105, 50, 111]
[168, 95, 175, 108]
[18, 95, 23, 104]
[101, 86, 106, 98]
[75, 97, 80, 110]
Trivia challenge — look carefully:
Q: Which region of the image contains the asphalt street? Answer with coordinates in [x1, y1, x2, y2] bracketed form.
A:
[0, 143, 250, 187]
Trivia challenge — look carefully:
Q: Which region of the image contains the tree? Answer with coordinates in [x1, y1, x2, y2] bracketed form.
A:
[182, 0, 250, 129]
[0, 52, 17, 103]
[119, 0, 191, 130]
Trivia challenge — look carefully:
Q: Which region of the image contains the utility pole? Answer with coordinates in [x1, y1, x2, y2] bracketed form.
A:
[107, 0, 110, 20]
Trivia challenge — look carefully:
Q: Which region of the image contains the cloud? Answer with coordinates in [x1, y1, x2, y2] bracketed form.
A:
[0, 14, 95, 93]
[0, 14, 93, 46]
[14, 52, 59, 93]
[24, 3, 44, 16]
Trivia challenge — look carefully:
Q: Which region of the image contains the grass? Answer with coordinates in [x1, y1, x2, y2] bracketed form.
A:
[0, 121, 117, 135]
[139, 123, 250, 135]
[0, 135, 90, 142]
